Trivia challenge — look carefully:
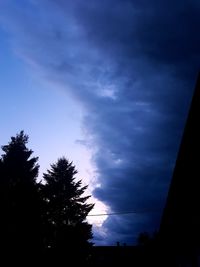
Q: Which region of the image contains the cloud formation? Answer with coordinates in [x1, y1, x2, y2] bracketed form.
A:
[0, 0, 199, 244]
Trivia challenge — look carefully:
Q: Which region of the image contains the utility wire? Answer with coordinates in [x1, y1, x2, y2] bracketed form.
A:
[87, 210, 160, 217]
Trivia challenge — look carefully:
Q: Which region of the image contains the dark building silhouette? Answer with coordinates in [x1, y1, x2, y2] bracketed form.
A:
[89, 245, 143, 267]
[159, 73, 200, 266]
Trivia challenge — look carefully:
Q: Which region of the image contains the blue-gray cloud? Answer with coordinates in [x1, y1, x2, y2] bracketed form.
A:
[0, 0, 199, 245]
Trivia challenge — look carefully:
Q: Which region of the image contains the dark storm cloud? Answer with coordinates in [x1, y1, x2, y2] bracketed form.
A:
[1, 0, 199, 244]
[72, 0, 199, 74]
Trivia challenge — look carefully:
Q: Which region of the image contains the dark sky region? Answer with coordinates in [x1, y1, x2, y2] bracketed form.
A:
[0, 0, 200, 245]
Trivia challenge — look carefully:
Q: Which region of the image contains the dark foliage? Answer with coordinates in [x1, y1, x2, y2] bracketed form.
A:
[137, 231, 158, 247]
[0, 131, 42, 262]
[0, 132, 95, 265]
[41, 157, 94, 264]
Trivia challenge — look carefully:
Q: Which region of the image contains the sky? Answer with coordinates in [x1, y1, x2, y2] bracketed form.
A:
[0, 0, 199, 245]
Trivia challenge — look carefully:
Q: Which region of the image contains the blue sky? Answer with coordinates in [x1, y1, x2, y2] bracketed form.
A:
[0, 27, 87, 178]
[0, 13, 107, 234]
[0, 0, 199, 245]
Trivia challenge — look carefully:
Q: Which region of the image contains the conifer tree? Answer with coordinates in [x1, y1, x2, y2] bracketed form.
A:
[41, 157, 94, 263]
[0, 131, 42, 259]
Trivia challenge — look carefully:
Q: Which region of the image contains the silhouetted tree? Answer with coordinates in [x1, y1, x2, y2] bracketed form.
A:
[137, 232, 151, 247]
[137, 231, 158, 247]
[0, 131, 42, 260]
[41, 157, 94, 264]
[137, 231, 160, 267]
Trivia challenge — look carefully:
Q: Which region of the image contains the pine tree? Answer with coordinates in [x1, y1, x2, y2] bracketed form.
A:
[41, 157, 94, 263]
[0, 131, 42, 259]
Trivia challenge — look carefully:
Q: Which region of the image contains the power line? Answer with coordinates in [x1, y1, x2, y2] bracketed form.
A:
[87, 210, 160, 217]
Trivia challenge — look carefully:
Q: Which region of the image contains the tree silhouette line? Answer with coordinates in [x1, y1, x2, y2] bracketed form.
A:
[0, 131, 94, 265]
